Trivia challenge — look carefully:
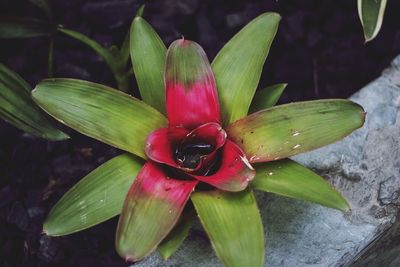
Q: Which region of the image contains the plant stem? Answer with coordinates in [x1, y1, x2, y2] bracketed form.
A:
[114, 72, 130, 92]
[58, 27, 132, 92]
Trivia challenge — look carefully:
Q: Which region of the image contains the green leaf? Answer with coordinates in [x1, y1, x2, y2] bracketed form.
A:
[158, 208, 196, 260]
[32, 78, 167, 158]
[136, 4, 145, 17]
[58, 27, 114, 67]
[0, 16, 54, 38]
[358, 0, 387, 42]
[0, 64, 68, 140]
[251, 159, 349, 211]
[249, 83, 287, 113]
[119, 28, 131, 67]
[130, 16, 166, 114]
[191, 190, 264, 267]
[227, 99, 365, 163]
[115, 162, 197, 261]
[44, 154, 143, 236]
[212, 12, 281, 125]
[58, 27, 130, 92]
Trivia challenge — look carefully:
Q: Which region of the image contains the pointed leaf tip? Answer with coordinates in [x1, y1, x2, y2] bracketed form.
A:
[130, 16, 166, 114]
[250, 83, 288, 113]
[251, 159, 350, 211]
[32, 78, 167, 158]
[212, 12, 281, 125]
[227, 99, 365, 163]
[43, 154, 143, 236]
[136, 4, 145, 17]
[358, 0, 387, 42]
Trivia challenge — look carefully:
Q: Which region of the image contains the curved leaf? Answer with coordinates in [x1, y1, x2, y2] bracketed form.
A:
[119, 27, 131, 66]
[136, 4, 145, 17]
[0, 64, 68, 140]
[44, 154, 143, 236]
[357, 0, 387, 42]
[212, 12, 281, 125]
[32, 78, 167, 158]
[251, 159, 349, 211]
[191, 190, 264, 267]
[0, 16, 54, 38]
[58, 27, 131, 92]
[131, 16, 166, 114]
[227, 99, 365, 163]
[249, 83, 287, 113]
[116, 162, 197, 261]
[58, 27, 114, 67]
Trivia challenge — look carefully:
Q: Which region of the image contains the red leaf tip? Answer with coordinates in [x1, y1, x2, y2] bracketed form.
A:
[125, 255, 135, 263]
[176, 38, 194, 47]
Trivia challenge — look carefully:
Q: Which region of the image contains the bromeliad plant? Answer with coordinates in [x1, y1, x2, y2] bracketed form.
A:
[0, 1, 133, 91]
[33, 12, 365, 266]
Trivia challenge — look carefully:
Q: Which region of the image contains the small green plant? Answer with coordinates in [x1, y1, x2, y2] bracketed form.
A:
[33, 11, 365, 266]
[0, 0, 132, 91]
[0, 1, 135, 138]
[0, 0, 56, 76]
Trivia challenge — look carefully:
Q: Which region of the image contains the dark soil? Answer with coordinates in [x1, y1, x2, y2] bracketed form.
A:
[0, 0, 399, 266]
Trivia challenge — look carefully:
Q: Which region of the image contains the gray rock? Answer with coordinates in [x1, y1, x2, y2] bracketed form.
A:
[134, 55, 400, 266]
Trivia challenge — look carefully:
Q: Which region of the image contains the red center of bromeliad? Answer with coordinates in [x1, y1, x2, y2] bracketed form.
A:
[174, 141, 214, 169]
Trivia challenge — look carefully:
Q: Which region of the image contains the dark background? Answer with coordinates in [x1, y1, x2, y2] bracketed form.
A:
[1, 0, 399, 266]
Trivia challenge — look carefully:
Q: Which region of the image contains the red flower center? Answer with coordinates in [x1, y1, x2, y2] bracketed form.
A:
[145, 122, 227, 175]
[142, 39, 255, 192]
[175, 141, 214, 169]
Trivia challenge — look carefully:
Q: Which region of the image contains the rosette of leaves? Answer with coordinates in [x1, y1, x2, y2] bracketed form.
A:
[32, 11, 365, 266]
